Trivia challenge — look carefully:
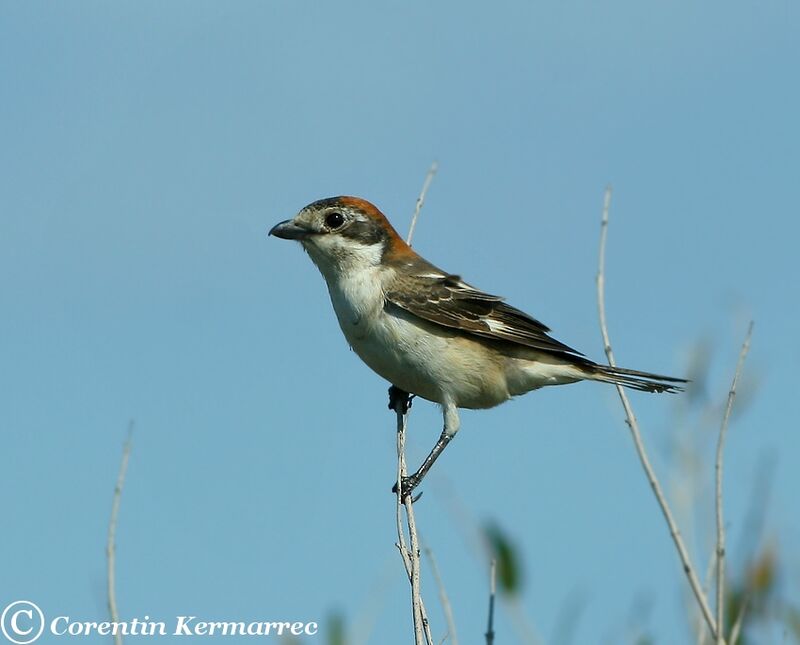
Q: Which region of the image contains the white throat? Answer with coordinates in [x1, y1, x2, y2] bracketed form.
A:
[303, 239, 388, 337]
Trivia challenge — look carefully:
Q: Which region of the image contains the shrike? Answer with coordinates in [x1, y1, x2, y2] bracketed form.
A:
[270, 196, 685, 497]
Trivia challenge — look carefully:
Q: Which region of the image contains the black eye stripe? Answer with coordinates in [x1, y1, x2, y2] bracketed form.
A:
[339, 218, 388, 246]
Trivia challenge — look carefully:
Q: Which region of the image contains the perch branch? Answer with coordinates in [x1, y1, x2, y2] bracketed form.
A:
[389, 163, 440, 645]
[394, 402, 434, 645]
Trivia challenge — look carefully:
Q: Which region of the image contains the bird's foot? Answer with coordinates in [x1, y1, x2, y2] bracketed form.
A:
[391, 474, 423, 502]
[388, 385, 413, 414]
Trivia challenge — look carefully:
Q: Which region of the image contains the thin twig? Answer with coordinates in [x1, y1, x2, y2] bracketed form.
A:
[424, 545, 459, 645]
[595, 186, 722, 643]
[394, 403, 434, 645]
[388, 165, 441, 645]
[395, 409, 424, 644]
[715, 323, 754, 644]
[407, 161, 438, 246]
[396, 409, 412, 570]
[724, 452, 774, 645]
[107, 423, 133, 645]
[697, 549, 718, 645]
[405, 489, 431, 645]
[485, 559, 496, 645]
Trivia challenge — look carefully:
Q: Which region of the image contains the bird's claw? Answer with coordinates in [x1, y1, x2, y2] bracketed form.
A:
[392, 475, 423, 502]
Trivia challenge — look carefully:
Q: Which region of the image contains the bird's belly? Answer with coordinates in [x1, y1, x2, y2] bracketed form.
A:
[338, 309, 511, 409]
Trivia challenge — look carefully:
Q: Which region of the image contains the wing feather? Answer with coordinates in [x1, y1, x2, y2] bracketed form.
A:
[385, 267, 585, 358]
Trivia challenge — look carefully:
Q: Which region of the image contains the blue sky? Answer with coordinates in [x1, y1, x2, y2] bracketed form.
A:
[1, 1, 798, 643]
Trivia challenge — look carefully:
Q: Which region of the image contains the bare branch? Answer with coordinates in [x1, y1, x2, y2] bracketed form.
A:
[485, 559, 496, 645]
[424, 545, 459, 645]
[715, 323, 754, 644]
[386, 165, 442, 645]
[407, 161, 438, 246]
[395, 409, 412, 572]
[697, 549, 718, 645]
[595, 187, 721, 643]
[393, 399, 434, 645]
[107, 423, 133, 645]
[406, 490, 429, 644]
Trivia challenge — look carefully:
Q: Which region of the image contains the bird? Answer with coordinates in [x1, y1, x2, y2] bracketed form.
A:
[269, 196, 686, 497]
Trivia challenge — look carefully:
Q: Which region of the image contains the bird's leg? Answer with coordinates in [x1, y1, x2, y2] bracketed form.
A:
[391, 399, 460, 498]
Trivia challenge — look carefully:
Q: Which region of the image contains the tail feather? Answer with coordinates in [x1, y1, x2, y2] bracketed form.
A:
[586, 363, 687, 393]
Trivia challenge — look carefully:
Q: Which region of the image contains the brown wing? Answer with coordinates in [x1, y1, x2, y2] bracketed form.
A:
[385, 268, 585, 359]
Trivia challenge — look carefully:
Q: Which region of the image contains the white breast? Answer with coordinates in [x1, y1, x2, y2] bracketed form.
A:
[323, 268, 512, 408]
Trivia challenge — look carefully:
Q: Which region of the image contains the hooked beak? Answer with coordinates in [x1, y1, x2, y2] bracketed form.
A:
[269, 219, 311, 240]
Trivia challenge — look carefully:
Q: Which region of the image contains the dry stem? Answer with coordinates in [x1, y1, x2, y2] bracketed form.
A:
[424, 545, 459, 645]
[107, 425, 133, 645]
[714, 323, 754, 644]
[485, 559, 496, 645]
[595, 186, 721, 643]
[394, 405, 434, 645]
[407, 161, 438, 246]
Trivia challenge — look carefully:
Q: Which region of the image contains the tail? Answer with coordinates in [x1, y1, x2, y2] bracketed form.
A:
[585, 363, 687, 393]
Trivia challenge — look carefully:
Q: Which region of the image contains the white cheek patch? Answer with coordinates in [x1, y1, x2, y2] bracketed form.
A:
[334, 240, 384, 270]
[305, 236, 385, 284]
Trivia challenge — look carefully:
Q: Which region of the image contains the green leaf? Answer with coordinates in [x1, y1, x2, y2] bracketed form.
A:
[327, 610, 347, 645]
[484, 521, 523, 596]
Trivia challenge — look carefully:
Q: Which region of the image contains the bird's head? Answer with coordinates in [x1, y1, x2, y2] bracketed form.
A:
[269, 196, 414, 281]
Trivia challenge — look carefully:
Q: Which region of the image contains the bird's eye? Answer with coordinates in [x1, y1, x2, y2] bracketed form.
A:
[325, 211, 345, 230]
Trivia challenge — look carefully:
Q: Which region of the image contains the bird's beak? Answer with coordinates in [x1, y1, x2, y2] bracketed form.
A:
[269, 219, 310, 240]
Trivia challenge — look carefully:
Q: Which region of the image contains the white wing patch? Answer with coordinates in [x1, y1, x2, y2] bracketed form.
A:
[486, 319, 513, 334]
[415, 272, 448, 279]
